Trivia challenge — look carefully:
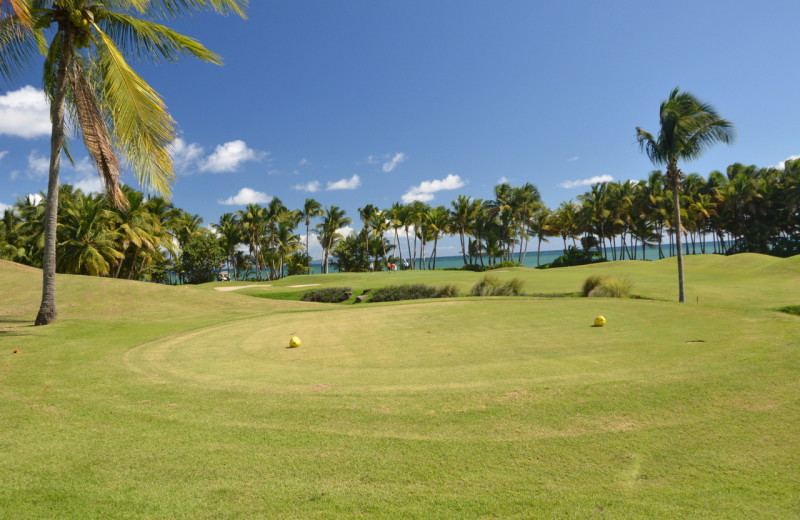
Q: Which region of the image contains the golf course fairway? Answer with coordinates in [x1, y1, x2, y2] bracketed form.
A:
[1, 255, 798, 519]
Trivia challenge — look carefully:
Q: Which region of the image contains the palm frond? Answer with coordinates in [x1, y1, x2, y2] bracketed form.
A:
[122, 0, 247, 20]
[93, 23, 176, 198]
[68, 54, 127, 208]
[99, 11, 221, 64]
[0, 8, 37, 80]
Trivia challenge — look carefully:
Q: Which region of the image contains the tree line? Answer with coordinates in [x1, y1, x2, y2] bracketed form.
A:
[2, 158, 797, 281]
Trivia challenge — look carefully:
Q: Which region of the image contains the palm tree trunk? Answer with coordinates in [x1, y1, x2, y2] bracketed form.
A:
[36, 34, 73, 326]
[672, 180, 686, 302]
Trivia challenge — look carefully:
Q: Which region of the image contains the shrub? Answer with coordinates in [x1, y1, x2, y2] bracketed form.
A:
[369, 284, 459, 303]
[587, 277, 633, 298]
[469, 275, 525, 296]
[181, 233, 225, 284]
[538, 246, 606, 269]
[301, 287, 353, 303]
[582, 274, 609, 297]
[448, 261, 522, 272]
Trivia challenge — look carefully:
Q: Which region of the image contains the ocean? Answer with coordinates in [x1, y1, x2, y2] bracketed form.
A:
[307, 243, 700, 274]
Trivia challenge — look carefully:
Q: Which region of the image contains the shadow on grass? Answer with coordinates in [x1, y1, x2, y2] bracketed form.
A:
[0, 317, 36, 337]
[777, 305, 800, 316]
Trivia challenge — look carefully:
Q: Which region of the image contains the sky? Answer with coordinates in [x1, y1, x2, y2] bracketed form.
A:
[1, 0, 799, 260]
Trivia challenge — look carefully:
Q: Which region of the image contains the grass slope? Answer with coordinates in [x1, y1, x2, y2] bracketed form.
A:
[1, 256, 798, 519]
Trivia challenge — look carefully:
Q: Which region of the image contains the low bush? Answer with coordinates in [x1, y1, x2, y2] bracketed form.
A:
[449, 260, 523, 272]
[370, 284, 458, 302]
[300, 287, 353, 303]
[585, 276, 633, 298]
[538, 246, 606, 269]
[470, 275, 525, 296]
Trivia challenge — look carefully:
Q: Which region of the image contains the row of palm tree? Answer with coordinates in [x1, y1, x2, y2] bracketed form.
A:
[2, 157, 798, 281]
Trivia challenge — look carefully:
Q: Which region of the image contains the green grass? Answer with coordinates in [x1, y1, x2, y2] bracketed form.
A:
[1, 255, 799, 519]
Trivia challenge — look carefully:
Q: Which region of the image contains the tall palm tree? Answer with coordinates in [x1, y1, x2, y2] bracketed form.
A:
[238, 203, 266, 281]
[298, 198, 323, 268]
[636, 87, 735, 302]
[1, 0, 246, 324]
[425, 205, 450, 269]
[358, 204, 377, 261]
[317, 206, 351, 274]
[264, 197, 289, 279]
[212, 212, 242, 280]
[450, 195, 474, 265]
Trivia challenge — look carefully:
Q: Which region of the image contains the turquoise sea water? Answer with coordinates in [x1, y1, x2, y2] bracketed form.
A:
[308, 243, 700, 274]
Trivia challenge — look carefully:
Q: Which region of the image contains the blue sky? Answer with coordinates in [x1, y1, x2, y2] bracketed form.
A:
[1, 0, 799, 259]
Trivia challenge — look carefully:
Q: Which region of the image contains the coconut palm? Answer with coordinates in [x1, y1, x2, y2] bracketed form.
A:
[1, 0, 246, 324]
[57, 191, 122, 276]
[636, 87, 735, 302]
[317, 206, 351, 274]
[425, 205, 450, 269]
[298, 198, 323, 268]
[238, 203, 266, 281]
[212, 212, 242, 280]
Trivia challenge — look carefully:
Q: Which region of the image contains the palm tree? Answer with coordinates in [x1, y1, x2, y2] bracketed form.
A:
[298, 198, 323, 268]
[212, 212, 242, 280]
[636, 87, 735, 302]
[426, 205, 450, 269]
[450, 195, 474, 265]
[317, 206, 351, 274]
[1, 0, 246, 324]
[358, 204, 377, 261]
[57, 191, 122, 276]
[238, 203, 266, 281]
[264, 197, 290, 279]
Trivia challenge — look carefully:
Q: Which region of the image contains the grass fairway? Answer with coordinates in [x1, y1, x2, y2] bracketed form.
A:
[1, 256, 799, 519]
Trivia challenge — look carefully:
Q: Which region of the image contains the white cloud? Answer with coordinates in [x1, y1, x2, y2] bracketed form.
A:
[0, 202, 11, 212]
[217, 187, 272, 205]
[298, 158, 310, 166]
[0, 151, 8, 161]
[366, 155, 380, 165]
[27, 150, 49, 178]
[0, 86, 51, 139]
[327, 174, 361, 191]
[558, 174, 614, 189]
[497, 176, 509, 184]
[9, 170, 20, 181]
[200, 140, 267, 173]
[27, 193, 43, 205]
[293, 180, 321, 192]
[336, 226, 355, 237]
[66, 157, 104, 194]
[567, 156, 580, 162]
[382, 152, 407, 173]
[774, 154, 800, 170]
[401, 174, 465, 203]
[170, 138, 205, 173]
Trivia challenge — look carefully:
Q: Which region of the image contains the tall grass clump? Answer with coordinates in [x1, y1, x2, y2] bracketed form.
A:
[584, 275, 633, 298]
[582, 274, 609, 297]
[470, 275, 525, 296]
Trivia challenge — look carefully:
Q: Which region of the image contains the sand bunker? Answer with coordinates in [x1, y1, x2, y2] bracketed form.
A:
[214, 284, 270, 292]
